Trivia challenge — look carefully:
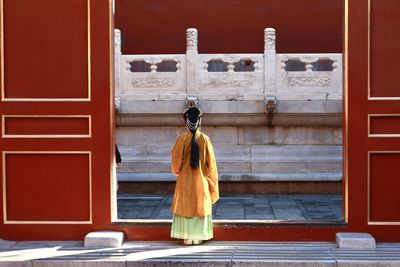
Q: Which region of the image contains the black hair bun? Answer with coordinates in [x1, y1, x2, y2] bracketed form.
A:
[183, 106, 202, 122]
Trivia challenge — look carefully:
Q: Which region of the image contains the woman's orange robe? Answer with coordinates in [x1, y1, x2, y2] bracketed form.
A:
[171, 131, 219, 217]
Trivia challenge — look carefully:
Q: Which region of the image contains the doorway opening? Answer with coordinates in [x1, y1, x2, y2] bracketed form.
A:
[112, 0, 345, 224]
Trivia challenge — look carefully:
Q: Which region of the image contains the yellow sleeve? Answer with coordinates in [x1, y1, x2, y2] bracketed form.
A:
[171, 135, 185, 176]
[206, 137, 219, 203]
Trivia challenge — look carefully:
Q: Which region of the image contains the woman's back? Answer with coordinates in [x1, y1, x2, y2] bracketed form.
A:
[171, 130, 218, 217]
[170, 106, 219, 244]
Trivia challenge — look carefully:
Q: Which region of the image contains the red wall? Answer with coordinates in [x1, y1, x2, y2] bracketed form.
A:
[115, 0, 343, 54]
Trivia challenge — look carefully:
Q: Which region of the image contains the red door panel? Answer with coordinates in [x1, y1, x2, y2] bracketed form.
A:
[0, 0, 113, 240]
[4, 152, 91, 222]
[370, 0, 400, 98]
[347, 0, 400, 240]
[3, 0, 89, 100]
[369, 152, 400, 223]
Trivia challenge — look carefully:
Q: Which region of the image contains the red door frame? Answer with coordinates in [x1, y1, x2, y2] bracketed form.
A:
[110, 0, 400, 241]
[1, 0, 400, 241]
[108, 0, 349, 241]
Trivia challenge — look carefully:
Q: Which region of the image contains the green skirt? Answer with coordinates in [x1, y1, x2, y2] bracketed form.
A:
[170, 214, 213, 241]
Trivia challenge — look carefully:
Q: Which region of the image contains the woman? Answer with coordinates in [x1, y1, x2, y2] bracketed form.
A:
[170, 106, 219, 245]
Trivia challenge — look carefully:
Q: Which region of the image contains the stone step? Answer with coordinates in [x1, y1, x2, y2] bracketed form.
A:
[117, 113, 343, 127]
[6, 241, 400, 265]
[118, 172, 342, 182]
[119, 160, 342, 173]
[251, 145, 342, 160]
[119, 145, 342, 161]
[250, 161, 342, 173]
[116, 126, 342, 146]
[120, 99, 342, 114]
[118, 145, 343, 173]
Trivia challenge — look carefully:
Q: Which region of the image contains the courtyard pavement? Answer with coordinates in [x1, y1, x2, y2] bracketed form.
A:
[118, 194, 342, 221]
[1, 240, 400, 266]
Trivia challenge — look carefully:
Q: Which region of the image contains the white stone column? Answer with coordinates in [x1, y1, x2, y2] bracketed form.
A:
[186, 28, 198, 94]
[114, 29, 122, 111]
[264, 28, 276, 95]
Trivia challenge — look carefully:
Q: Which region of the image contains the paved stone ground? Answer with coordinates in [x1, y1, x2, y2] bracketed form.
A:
[1, 240, 400, 266]
[118, 194, 342, 221]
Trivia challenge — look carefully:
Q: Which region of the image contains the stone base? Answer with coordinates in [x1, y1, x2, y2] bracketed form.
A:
[84, 231, 124, 248]
[336, 232, 376, 249]
[117, 113, 343, 127]
[118, 181, 342, 194]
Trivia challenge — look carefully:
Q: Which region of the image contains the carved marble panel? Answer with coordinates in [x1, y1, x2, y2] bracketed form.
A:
[287, 77, 331, 87]
[275, 54, 342, 97]
[198, 54, 263, 94]
[131, 78, 177, 88]
[209, 77, 254, 88]
[120, 54, 186, 94]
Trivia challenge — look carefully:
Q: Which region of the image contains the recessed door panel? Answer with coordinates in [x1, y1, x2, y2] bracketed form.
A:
[370, 0, 400, 98]
[2, 0, 89, 100]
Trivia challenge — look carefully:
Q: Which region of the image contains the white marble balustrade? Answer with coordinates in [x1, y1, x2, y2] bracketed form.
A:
[114, 28, 342, 103]
[276, 54, 343, 101]
[120, 54, 186, 95]
[198, 54, 264, 95]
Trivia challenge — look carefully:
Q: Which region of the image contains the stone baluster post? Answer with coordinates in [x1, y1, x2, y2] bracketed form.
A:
[186, 28, 198, 94]
[114, 29, 122, 111]
[264, 28, 276, 95]
[305, 60, 313, 72]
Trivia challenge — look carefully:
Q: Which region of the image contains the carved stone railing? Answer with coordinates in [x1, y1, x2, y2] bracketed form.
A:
[120, 54, 186, 94]
[275, 54, 342, 100]
[198, 54, 264, 95]
[115, 28, 342, 104]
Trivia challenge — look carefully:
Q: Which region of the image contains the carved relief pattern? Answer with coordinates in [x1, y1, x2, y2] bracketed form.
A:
[264, 96, 277, 113]
[131, 78, 176, 88]
[186, 28, 198, 50]
[114, 97, 121, 112]
[209, 77, 253, 87]
[287, 77, 331, 87]
[264, 28, 276, 51]
[114, 29, 121, 48]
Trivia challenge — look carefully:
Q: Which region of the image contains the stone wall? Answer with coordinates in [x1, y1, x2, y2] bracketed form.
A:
[117, 126, 342, 147]
[116, 113, 342, 184]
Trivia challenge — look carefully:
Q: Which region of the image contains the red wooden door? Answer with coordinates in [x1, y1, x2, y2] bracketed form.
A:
[347, 0, 400, 241]
[1, 0, 400, 242]
[0, 0, 114, 240]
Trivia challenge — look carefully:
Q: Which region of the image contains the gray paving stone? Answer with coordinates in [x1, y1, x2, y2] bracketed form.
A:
[246, 215, 276, 220]
[0, 239, 17, 248]
[118, 170, 342, 183]
[10, 241, 83, 248]
[33, 262, 125, 267]
[0, 263, 32, 267]
[336, 261, 400, 267]
[118, 194, 342, 221]
[2, 241, 400, 266]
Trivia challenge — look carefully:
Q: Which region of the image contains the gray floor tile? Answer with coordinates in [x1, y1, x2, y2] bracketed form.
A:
[118, 194, 343, 221]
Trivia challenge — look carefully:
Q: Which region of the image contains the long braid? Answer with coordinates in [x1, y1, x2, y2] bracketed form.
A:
[184, 107, 202, 169]
[190, 129, 199, 168]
